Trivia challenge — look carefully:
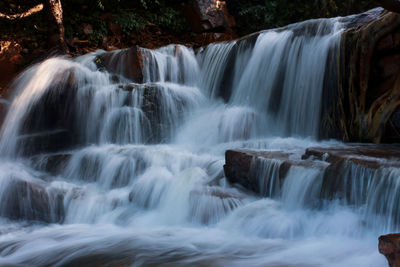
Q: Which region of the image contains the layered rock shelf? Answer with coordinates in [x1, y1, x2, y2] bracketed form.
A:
[224, 144, 400, 203]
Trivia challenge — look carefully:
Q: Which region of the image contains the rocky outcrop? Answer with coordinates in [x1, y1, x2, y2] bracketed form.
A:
[379, 233, 400, 267]
[18, 130, 75, 156]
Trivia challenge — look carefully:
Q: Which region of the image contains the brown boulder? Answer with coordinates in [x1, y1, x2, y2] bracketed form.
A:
[96, 46, 143, 82]
[379, 233, 400, 267]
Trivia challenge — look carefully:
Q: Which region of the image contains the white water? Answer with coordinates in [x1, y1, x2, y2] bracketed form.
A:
[0, 16, 392, 266]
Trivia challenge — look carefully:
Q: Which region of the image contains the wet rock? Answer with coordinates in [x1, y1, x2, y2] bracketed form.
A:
[22, 69, 78, 134]
[0, 98, 10, 127]
[96, 46, 143, 82]
[119, 82, 188, 143]
[30, 153, 72, 175]
[379, 233, 400, 267]
[0, 177, 64, 223]
[183, 0, 236, 33]
[18, 70, 81, 155]
[333, 9, 400, 143]
[302, 145, 400, 206]
[224, 149, 325, 194]
[225, 144, 400, 198]
[195, 32, 237, 44]
[302, 145, 400, 168]
[18, 130, 75, 156]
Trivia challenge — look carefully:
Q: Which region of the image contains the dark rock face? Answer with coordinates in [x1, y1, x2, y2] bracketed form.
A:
[225, 144, 400, 197]
[18, 70, 79, 155]
[183, 0, 236, 33]
[119, 83, 189, 143]
[18, 130, 75, 156]
[379, 233, 400, 267]
[0, 177, 64, 223]
[326, 9, 400, 143]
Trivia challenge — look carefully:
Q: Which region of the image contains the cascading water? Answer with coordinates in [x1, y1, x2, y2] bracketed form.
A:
[0, 12, 393, 266]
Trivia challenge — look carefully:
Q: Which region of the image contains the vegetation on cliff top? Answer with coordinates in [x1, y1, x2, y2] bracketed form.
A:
[0, 0, 378, 52]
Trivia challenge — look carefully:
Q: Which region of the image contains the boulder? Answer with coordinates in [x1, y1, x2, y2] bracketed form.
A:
[96, 46, 143, 82]
[379, 233, 400, 267]
[183, 0, 236, 33]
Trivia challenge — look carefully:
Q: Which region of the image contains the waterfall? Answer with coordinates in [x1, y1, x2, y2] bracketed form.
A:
[0, 13, 391, 267]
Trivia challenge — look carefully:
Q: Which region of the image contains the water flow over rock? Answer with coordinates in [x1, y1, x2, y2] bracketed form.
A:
[0, 11, 393, 267]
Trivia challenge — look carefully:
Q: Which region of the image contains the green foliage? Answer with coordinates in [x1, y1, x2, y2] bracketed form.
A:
[61, 0, 189, 46]
[147, 6, 188, 33]
[114, 11, 146, 34]
[227, 0, 378, 35]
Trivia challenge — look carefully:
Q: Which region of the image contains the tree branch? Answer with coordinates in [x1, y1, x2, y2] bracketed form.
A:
[0, 4, 44, 20]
